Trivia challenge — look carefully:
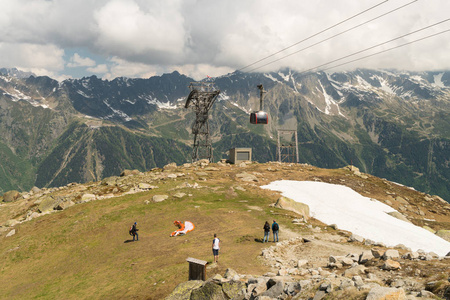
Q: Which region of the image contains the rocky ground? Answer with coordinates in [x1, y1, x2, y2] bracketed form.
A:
[1, 160, 450, 299]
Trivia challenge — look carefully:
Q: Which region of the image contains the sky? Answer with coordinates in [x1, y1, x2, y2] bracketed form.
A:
[262, 180, 450, 257]
[1, 0, 449, 81]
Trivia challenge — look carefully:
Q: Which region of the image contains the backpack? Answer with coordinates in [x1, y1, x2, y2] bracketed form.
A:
[273, 223, 279, 231]
[129, 226, 133, 235]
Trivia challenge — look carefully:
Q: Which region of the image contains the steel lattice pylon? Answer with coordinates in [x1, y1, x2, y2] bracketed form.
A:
[277, 129, 299, 163]
[185, 82, 220, 162]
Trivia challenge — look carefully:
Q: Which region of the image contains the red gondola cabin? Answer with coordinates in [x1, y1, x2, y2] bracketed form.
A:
[250, 111, 268, 124]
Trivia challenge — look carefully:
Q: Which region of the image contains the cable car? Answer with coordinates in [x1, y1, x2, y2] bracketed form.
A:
[250, 111, 268, 124]
[250, 84, 268, 125]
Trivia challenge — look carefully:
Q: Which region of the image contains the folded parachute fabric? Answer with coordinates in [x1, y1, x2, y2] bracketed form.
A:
[170, 220, 195, 236]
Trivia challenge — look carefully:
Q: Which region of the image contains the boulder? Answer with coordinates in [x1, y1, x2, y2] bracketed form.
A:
[371, 248, 385, 258]
[153, 195, 169, 202]
[403, 252, 419, 260]
[381, 259, 401, 270]
[3, 190, 20, 202]
[285, 281, 301, 296]
[359, 250, 375, 264]
[101, 176, 118, 186]
[236, 172, 258, 182]
[274, 196, 310, 220]
[387, 211, 411, 223]
[30, 186, 41, 194]
[190, 281, 226, 300]
[343, 265, 367, 277]
[349, 234, 364, 243]
[366, 286, 406, 300]
[221, 280, 245, 299]
[120, 169, 140, 177]
[81, 194, 96, 202]
[297, 259, 308, 267]
[6, 229, 16, 237]
[382, 249, 400, 260]
[165, 280, 204, 300]
[54, 200, 75, 210]
[5, 219, 20, 227]
[250, 279, 268, 297]
[261, 280, 284, 298]
[395, 196, 409, 205]
[138, 183, 156, 190]
[204, 167, 219, 171]
[163, 162, 177, 170]
[38, 195, 60, 213]
[223, 268, 238, 279]
[173, 192, 186, 199]
[435, 230, 450, 242]
[422, 226, 436, 234]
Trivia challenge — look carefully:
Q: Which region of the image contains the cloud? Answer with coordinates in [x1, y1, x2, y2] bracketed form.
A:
[87, 64, 109, 74]
[67, 53, 96, 68]
[93, 0, 187, 63]
[0, 42, 65, 72]
[1, 0, 450, 79]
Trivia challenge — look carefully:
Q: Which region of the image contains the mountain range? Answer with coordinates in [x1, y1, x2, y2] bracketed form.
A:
[0, 67, 449, 202]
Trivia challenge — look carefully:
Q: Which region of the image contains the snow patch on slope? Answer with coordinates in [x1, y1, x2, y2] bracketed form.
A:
[262, 180, 450, 256]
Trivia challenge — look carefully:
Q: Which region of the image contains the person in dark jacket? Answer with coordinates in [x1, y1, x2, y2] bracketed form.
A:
[263, 221, 270, 243]
[272, 220, 279, 242]
[130, 222, 139, 241]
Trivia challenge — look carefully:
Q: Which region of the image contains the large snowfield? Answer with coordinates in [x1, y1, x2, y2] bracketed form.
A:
[262, 180, 450, 256]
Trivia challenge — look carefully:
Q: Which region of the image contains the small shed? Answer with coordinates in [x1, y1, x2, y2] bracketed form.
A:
[228, 148, 252, 164]
[186, 257, 208, 281]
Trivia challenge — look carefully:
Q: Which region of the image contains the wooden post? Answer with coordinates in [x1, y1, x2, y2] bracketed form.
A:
[186, 257, 207, 281]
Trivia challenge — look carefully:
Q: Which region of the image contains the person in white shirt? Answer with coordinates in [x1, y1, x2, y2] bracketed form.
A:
[212, 233, 220, 263]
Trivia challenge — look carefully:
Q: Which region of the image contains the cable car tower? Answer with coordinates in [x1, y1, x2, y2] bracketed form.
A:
[184, 82, 220, 162]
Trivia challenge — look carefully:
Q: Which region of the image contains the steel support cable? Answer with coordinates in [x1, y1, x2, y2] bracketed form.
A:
[299, 18, 450, 73]
[237, 0, 391, 72]
[245, 0, 419, 73]
[317, 29, 450, 72]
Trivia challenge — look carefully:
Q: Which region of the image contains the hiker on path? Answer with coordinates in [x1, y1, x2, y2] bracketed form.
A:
[272, 220, 279, 242]
[130, 222, 139, 241]
[212, 233, 220, 263]
[263, 221, 270, 243]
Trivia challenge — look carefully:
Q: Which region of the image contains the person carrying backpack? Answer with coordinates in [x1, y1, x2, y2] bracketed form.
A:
[129, 222, 139, 241]
[263, 221, 270, 243]
[272, 220, 279, 242]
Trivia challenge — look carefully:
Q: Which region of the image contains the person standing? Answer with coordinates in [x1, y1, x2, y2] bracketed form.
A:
[212, 233, 220, 263]
[130, 222, 139, 241]
[272, 220, 279, 242]
[263, 221, 270, 243]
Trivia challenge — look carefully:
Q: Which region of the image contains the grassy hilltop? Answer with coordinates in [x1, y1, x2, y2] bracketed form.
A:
[1, 161, 449, 299]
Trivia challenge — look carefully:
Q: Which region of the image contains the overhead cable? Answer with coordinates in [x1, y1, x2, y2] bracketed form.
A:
[237, 0, 391, 72]
[312, 29, 450, 72]
[299, 19, 450, 73]
[245, 0, 419, 73]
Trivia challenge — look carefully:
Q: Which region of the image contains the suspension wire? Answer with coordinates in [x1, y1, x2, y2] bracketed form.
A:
[299, 19, 450, 74]
[245, 0, 419, 73]
[312, 29, 450, 73]
[237, 0, 391, 72]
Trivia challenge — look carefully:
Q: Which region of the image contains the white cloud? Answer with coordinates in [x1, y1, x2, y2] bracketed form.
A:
[104, 56, 159, 79]
[67, 53, 96, 68]
[87, 64, 109, 74]
[93, 0, 186, 62]
[0, 0, 449, 79]
[0, 42, 65, 72]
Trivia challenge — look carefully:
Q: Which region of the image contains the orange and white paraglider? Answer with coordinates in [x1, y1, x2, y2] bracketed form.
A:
[170, 220, 195, 237]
